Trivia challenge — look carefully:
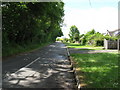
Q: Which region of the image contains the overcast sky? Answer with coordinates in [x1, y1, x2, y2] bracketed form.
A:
[61, 0, 119, 38]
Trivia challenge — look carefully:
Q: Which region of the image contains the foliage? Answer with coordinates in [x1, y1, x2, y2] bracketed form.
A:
[63, 38, 69, 42]
[88, 32, 104, 46]
[104, 34, 117, 40]
[80, 29, 104, 46]
[116, 34, 120, 39]
[56, 38, 69, 43]
[80, 29, 96, 45]
[80, 35, 87, 45]
[67, 25, 119, 47]
[71, 52, 118, 88]
[56, 38, 63, 42]
[2, 2, 64, 56]
[85, 29, 96, 36]
[56, 38, 60, 41]
[68, 25, 80, 42]
[79, 34, 84, 44]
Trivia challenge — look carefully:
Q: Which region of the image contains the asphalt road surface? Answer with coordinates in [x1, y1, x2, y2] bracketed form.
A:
[2, 42, 76, 89]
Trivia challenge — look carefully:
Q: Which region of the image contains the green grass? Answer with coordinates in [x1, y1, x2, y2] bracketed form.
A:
[71, 52, 118, 88]
[3, 42, 53, 58]
[64, 42, 104, 50]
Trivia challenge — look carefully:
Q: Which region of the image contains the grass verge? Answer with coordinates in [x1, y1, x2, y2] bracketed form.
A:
[64, 42, 104, 50]
[3, 42, 53, 58]
[71, 52, 118, 88]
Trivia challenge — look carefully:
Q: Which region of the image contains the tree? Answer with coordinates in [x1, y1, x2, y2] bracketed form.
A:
[68, 25, 80, 42]
[80, 29, 95, 45]
[89, 32, 104, 46]
[80, 29, 105, 46]
[86, 29, 95, 35]
[2, 2, 64, 56]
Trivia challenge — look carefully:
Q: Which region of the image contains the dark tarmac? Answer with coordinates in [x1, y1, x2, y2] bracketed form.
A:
[2, 42, 76, 89]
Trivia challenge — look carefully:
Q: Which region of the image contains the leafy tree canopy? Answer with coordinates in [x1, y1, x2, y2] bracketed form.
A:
[68, 25, 80, 42]
[2, 2, 64, 55]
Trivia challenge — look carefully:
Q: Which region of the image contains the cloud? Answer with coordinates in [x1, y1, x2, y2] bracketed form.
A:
[63, 0, 119, 3]
[62, 6, 118, 37]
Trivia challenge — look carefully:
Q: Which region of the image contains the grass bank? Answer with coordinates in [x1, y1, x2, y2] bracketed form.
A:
[3, 42, 53, 58]
[64, 42, 103, 50]
[71, 52, 118, 88]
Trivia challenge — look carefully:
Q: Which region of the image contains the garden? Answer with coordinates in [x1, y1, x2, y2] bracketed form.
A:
[71, 52, 118, 88]
[61, 25, 119, 88]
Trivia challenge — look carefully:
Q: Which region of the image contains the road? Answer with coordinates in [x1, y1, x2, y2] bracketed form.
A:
[2, 42, 76, 89]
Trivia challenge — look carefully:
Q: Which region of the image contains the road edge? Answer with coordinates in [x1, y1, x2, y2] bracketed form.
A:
[66, 45, 81, 90]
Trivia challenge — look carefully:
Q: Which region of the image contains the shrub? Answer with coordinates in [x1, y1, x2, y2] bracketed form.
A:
[94, 40, 104, 46]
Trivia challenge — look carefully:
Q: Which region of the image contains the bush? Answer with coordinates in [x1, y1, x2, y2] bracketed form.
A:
[63, 38, 69, 42]
[56, 38, 60, 41]
[96, 40, 104, 46]
[81, 38, 87, 45]
[94, 40, 104, 46]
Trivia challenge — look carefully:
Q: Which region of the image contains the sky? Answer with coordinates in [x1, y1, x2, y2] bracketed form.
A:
[61, 0, 119, 38]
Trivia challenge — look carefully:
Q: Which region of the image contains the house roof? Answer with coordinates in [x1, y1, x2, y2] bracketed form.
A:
[107, 29, 120, 37]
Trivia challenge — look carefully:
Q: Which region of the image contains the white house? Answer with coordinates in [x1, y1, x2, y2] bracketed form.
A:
[104, 29, 120, 50]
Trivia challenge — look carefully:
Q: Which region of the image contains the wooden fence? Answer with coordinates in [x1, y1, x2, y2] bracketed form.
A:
[104, 39, 120, 49]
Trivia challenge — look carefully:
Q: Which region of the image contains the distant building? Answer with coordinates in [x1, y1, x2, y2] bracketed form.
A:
[107, 29, 120, 37]
[104, 29, 120, 50]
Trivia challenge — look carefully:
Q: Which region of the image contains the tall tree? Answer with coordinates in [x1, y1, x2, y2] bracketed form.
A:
[2, 2, 64, 56]
[69, 25, 80, 42]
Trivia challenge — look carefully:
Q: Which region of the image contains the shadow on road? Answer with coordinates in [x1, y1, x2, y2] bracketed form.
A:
[2, 42, 76, 89]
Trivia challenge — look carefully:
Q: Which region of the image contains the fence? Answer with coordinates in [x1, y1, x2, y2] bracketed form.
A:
[104, 39, 120, 49]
